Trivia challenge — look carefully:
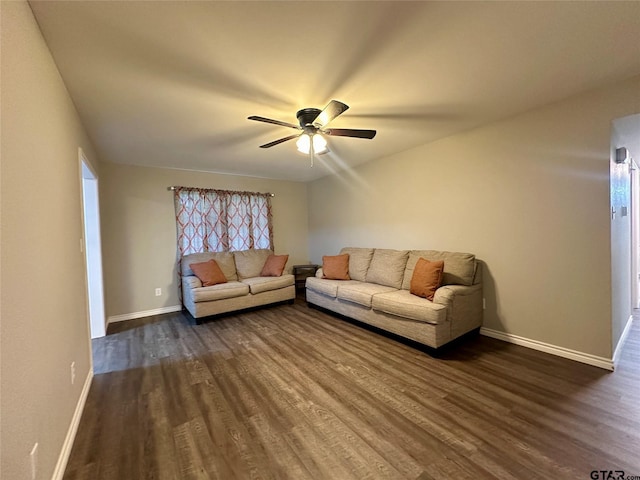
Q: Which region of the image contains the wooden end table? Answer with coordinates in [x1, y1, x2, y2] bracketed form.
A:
[293, 264, 320, 293]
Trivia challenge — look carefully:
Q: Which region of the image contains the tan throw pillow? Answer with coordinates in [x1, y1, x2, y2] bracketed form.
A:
[189, 259, 228, 287]
[322, 254, 350, 280]
[260, 254, 289, 277]
[410, 258, 444, 301]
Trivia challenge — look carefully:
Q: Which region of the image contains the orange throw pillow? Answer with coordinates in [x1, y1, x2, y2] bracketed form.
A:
[322, 254, 350, 280]
[410, 258, 444, 301]
[189, 259, 227, 286]
[260, 254, 289, 277]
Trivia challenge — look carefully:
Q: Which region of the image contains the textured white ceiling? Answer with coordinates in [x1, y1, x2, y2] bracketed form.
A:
[29, 1, 640, 182]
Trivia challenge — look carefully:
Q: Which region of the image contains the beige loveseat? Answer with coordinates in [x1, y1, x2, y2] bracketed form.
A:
[306, 247, 482, 348]
[181, 249, 295, 322]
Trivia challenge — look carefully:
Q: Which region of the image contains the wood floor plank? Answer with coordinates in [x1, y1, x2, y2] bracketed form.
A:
[142, 386, 181, 480]
[64, 302, 640, 480]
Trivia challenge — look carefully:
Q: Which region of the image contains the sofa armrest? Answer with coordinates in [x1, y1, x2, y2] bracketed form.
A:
[433, 284, 481, 306]
[183, 275, 202, 290]
[433, 283, 483, 338]
[181, 276, 201, 312]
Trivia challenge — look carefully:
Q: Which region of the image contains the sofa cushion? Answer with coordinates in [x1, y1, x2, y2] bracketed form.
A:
[410, 258, 444, 301]
[189, 259, 228, 287]
[182, 251, 238, 281]
[402, 250, 476, 289]
[234, 249, 273, 279]
[365, 249, 409, 289]
[260, 254, 289, 277]
[242, 275, 294, 294]
[322, 254, 351, 280]
[339, 247, 374, 282]
[337, 282, 397, 308]
[371, 290, 447, 324]
[192, 281, 250, 302]
[306, 277, 358, 298]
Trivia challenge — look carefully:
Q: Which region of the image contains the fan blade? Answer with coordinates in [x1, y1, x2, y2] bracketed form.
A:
[324, 128, 377, 139]
[259, 134, 301, 148]
[312, 100, 349, 127]
[248, 116, 300, 130]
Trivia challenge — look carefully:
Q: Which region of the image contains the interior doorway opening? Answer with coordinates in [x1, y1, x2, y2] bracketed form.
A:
[611, 113, 640, 365]
[632, 159, 640, 310]
[80, 150, 106, 339]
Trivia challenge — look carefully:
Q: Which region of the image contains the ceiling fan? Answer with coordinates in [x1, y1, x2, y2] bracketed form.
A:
[248, 100, 376, 166]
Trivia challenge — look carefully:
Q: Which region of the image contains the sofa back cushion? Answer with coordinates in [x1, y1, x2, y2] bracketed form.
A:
[339, 247, 374, 281]
[182, 251, 238, 281]
[365, 249, 409, 289]
[234, 249, 273, 279]
[402, 250, 476, 289]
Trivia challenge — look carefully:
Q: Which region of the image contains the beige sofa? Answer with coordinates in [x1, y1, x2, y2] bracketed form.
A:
[181, 249, 295, 322]
[306, 247, 482, 348]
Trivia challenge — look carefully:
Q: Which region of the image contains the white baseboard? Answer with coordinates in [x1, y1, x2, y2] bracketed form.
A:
[480, 327, 614, 371]
[612, 315, 634, 366]
[107, 305, 182, 324]
[52, 369, 93, 480]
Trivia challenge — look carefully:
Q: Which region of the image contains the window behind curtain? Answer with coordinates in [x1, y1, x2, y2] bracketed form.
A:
[173, 187, 273, 257]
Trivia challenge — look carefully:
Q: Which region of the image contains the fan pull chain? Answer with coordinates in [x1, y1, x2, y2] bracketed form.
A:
[310, 142, 314, 167]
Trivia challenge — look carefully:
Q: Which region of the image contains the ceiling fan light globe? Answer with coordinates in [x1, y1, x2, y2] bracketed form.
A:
[296, 134, 311, 153]
[312, 134, 327, 154]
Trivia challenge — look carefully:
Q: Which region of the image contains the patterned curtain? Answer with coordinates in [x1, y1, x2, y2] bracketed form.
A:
[173, 187, 273, 301]
[173, 187, 273, 257]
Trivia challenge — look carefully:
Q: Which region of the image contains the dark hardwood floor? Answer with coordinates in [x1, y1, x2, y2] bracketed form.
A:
[64, 298, 640, 480]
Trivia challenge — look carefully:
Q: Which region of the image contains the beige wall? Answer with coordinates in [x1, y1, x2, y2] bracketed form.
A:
[1, 2, 100, 479]
[308, 75, 640, 359]
[100, 163, 309, 318]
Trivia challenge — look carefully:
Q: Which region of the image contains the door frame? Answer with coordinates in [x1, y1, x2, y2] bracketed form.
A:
[631, 158, 640, 310]
[79, 148, 106, 340]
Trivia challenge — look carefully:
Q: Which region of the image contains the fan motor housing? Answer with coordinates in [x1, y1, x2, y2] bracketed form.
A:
[296, 108, 322, 128]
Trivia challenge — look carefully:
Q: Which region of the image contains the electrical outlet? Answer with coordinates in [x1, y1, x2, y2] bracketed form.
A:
[155, 288, 162, 296]
[70, 362, 76, 385]
[30, 442, 38, 480]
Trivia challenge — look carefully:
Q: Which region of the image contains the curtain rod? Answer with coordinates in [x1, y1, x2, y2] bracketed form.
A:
[167, 186, 275, 197]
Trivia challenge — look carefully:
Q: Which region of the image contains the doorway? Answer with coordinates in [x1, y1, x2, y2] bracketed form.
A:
[80, 150, 106, 338]
[611, 113, 640, 364]
[632, 159, 640, 310]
